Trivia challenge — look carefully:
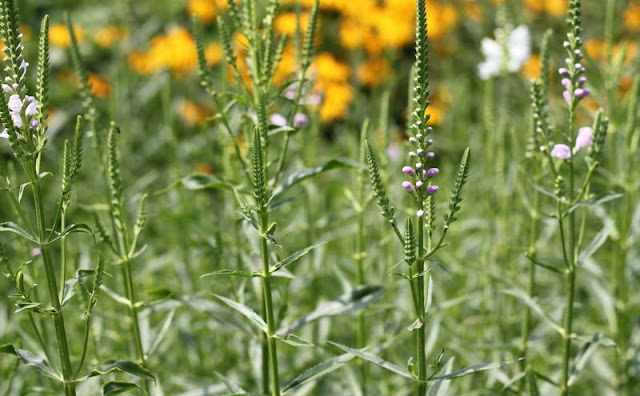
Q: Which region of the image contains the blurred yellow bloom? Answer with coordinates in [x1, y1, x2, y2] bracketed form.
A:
[523, 0, 567, 16]
[273, 47, 297, 85]
[313, 53, 350, 83]
[50, 24, 84, 48]
[522, 55, 540, 80]
[94, 25, 128, 48]
[319, 83, 353, 121]
[205, 43, 223, 65]
[274, 12, 311, 36]
[87, 73, 110, 98]
[129, 28, 215, 76]
[357, 57, 390, 87]
[188, 0, 228, 24]
[624, 4, 640, 31]
[180, 100, 211, 127]
[585, 39, 638, 65]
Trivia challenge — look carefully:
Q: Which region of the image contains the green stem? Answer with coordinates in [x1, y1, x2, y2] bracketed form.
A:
[32, 180, 76, 396]
[59, 207, 67, 301]
[259, 213, 280, 396]
[355, 122, 368, 395]
[416, 215, 427, 396]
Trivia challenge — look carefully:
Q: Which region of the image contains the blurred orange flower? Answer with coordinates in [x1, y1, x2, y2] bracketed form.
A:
[50, 24, 84, 48]
[179, 100, 211, 127]
[523, 0, 567, 16]
[188, 0, 228, 24]
[624, 4, 640, 31]
[357, 57, 390, 87]
[87, 73, 110, 98]
[94, 25, 128, 48]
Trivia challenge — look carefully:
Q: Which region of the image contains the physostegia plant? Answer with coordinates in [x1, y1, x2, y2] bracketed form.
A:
[521, 1, 610, 394]
[0, 3, 152, 394]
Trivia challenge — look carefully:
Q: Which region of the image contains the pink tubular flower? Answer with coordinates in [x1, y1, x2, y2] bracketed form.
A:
[402, 166, 414, 175]
[427, 185, 439, 195]
[269, 113, 287, 127]
[402, 181, 414, 191]
[293, 113, 309, 128]
[550, 144, 571, 159]
[426, 168, 439, 177]
[575, 127, 593, 151]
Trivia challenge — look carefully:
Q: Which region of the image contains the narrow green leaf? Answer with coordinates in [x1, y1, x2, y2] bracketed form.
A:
[0, 344, 60, 381]
[214, 294, 268, 333]
[281, 352, 355, 394]
[103, 381, 139, 395]
[270, 243, 323, 274]
[146, 310, 176, 357]
[0, 222, 40, 244]
[271, 159, 360, 199]
[48, 223, 93, 244]
[328, 342, 413, 379]
[502, 289, 564, 335]
[429, 359, 522, 380]
[81, 360, 155, 383]
[201, 269, 261, 278]
[279, 285, 383, 335]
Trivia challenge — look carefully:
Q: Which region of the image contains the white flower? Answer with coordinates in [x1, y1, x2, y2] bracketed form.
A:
[8, 94, 22, 113]
[478, 25, 531, 80]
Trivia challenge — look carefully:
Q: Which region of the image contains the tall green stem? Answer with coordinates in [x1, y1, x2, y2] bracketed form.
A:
[259, 212, 280, 396]
[32, 180, 76, 396]
[415, 215, 427, 396]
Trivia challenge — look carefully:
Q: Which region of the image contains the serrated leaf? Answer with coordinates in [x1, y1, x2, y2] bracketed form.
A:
[0, 222, 40, 244]
[271, 159, 360, 199]
[214, 294, 268, 333]
[103, 381, 139, 395]
[0, 344, 60, 381]
[429, 358, 522, 380]
[281, 352, 355, 394]
[270, 243, 323, 274]
[279, 285, 383, 335]
[328, 342, 413, 379]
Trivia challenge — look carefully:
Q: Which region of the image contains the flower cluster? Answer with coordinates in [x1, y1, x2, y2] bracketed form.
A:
[401, 131, 439, 217]
[269, 112, 310, 128]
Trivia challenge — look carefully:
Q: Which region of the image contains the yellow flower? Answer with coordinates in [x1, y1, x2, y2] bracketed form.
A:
[87, 73, 110, 98]
[357, 57, 390, 87]
[94, 25, 128, 48]
[179, 100, 211, 127]
[274, 12, 311, 36]
[205, 43, 223, 65]
[129, 28, 207, 76]
[319, 83, 353, 121]
[50, 24, 84, 48]
[522, 55, 540, 80]
[188, 0, 228, 25]
[624, 4, 640, 31]
[523, 0, 567, 16]
[313, 53, 350, 83]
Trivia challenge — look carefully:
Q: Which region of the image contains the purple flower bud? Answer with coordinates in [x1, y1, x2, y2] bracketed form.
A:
[417, 149, 424, 155]
[293, 113, 309, 128]
[270, 113, 287, 127]
[409, 137, 417, 143]
[578, 76, 587, 85]
[427, 185, 439, 195]
[31, 247, 41, 257]
[574, 126, 593, 151]
[284, 90, 296, 100]
[402, 181, 414, 191]
[402, 166, 414, 175]
[561, 78, 571, 88]
[416, 209, 425, 218]
[427, 167, 439, 177]
[416, 180, 423, 188]
[559, 68, 569, 76]
[426, 139, 433, 145]
[422, 169, 427, 178]
[30, 119, 39, 128]
[550, 144, 571, 159]
[426, 152, 435, 159]
[563, 90, 571, 103]
[575, 63, 583, 70]
[574, 88, 590, 99]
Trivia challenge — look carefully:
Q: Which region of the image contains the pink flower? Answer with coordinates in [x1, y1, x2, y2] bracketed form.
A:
[550, 144, 571, 159]
[574, 127, 593, 151]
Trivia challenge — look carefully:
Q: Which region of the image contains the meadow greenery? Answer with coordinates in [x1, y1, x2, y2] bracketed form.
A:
[0, 0, 639, 395]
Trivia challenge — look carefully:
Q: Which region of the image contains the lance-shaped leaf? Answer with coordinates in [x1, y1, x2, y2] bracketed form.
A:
[279, 285, 383, 335]
[502, 288, 564, 335]
[0, 222, 39, 244]
[214, 294, 268, 333]
[0, 344, 60, 381]
[48, 223, 93, 244]
[328, 342, 413, 379]
[103, 381, 140, 395]
[282, 352, 355, 394]
[270, 243, 324, 274]
[79, 360, 155, 383]
[429, 358, 522, 380]
[201, 269, 261, 279]
[271, 158, 360, 199]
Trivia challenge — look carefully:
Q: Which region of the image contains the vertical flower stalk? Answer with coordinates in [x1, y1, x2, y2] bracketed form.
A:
[0, 4, 75, 394]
